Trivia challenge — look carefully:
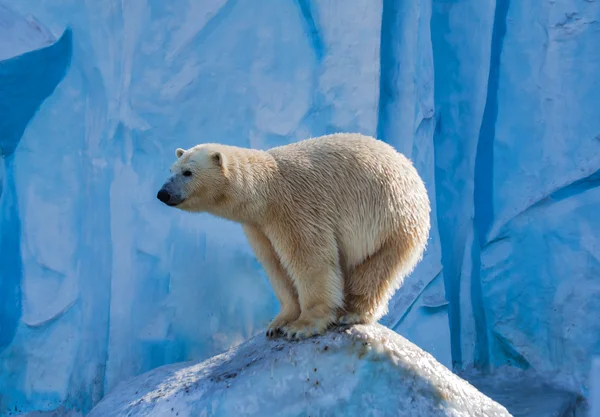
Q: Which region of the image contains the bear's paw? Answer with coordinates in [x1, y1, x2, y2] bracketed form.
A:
[281, 316, 334, 340]
[266, 308, 301, 338]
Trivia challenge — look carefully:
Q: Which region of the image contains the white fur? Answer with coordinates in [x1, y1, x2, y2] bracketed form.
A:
[162, 133, 431, 340]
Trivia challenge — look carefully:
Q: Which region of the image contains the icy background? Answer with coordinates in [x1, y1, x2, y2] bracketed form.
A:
[0, 0, 598, 415]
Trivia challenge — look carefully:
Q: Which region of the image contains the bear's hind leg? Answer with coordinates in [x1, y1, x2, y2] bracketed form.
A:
[243, 225, 301, 338]
[270, 226, 344, 340]
[339, 238, 415, 325]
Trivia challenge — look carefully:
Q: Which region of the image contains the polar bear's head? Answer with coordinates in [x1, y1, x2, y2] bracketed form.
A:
[157, 144, 229, 212]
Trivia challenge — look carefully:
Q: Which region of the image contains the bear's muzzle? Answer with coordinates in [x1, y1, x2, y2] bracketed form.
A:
[157, 187, 183, 207]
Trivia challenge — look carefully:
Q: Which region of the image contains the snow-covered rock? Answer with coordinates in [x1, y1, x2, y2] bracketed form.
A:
[88, 324, 511, 417]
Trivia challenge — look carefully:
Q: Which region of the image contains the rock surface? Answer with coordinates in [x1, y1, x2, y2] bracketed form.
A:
[88, 324, 511, 417]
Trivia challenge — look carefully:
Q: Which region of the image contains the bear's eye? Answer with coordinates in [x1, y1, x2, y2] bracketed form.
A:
[182, 170, 193, 177]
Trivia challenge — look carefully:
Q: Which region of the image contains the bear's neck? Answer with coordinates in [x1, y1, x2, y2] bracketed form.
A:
[210, 149, 278, 225]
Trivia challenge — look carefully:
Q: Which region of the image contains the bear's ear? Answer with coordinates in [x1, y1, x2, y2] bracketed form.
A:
[211, 151, 225, 167]
[176, 148, 185, 158]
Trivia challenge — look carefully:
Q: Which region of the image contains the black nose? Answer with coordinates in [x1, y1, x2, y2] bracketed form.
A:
[157, 189, 171, 204]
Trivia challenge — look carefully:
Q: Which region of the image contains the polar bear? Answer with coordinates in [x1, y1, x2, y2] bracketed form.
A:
[157, 133, 431, 340]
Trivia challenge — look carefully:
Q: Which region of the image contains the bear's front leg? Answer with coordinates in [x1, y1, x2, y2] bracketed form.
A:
[243, 225, 301, 338]
[268, 224, 344, 340]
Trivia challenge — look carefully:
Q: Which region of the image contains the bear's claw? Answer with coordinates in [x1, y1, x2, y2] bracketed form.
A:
[266, 327, 284, 339]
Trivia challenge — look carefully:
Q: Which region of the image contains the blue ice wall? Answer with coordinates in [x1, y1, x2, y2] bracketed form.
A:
[0, 0, 598, 415]
[0, 8, 71, 354]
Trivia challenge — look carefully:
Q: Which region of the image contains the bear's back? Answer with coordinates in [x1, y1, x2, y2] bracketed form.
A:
[265, 133, 430, 268]
[266, 133, 420, 210]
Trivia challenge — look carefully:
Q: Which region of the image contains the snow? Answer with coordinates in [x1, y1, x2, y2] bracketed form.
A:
[87, 324, 512, 417]
[0, 0, 599, 415]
